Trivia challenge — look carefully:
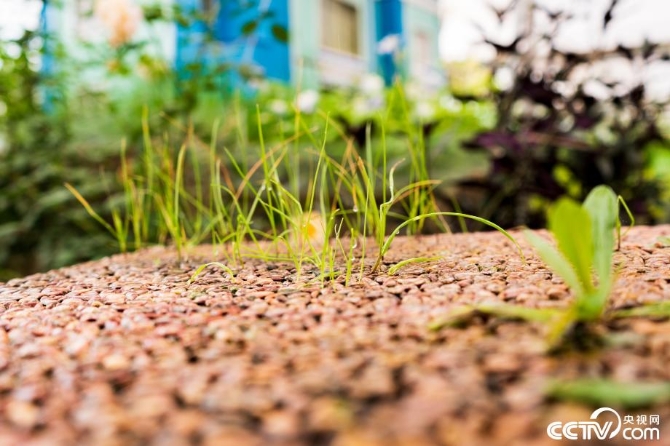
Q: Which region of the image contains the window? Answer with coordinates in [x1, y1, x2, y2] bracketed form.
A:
[322, 0, 360, 56]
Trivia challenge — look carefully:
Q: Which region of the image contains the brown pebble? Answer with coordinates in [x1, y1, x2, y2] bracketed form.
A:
[6, 399, 40, 429]
[102, 354, 130, 371]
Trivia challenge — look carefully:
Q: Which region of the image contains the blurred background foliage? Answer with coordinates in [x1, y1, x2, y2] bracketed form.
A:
[1, 0, 669, 280]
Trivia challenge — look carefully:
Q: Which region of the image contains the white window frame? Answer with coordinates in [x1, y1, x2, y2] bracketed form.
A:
[318, 0, 369, 86]
[320, 0, 363, 57]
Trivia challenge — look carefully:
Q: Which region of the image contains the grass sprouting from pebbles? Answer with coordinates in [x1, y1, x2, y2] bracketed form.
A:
[187, 262, 236, 285]
[387, 256, 441, 275]
[67, 91, 521, 284]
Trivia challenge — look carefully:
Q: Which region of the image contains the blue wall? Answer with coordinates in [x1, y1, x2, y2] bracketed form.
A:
[39, 0, 60, 111]
[175, 0, 412, 87]
[176, 0, 290, 84]
[175, 0, 209, 77]
[375, 0, 404, 85]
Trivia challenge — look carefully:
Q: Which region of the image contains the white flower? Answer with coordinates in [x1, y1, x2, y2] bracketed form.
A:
[493, 66, 515, 91]
[583, 79, 611, 100]
[352, 96, 384, 118]
[404, 81, 423, 101]
[359, 73, 384, 95]
[269, 99, 289, 115]
[95, 0, 143, 47]
[295, 90, 319, 114]
[377, 34, 401, 55]
[414, 101, 436, 121]
[440, 95, 462, 113]
[367, 95, 385, 111]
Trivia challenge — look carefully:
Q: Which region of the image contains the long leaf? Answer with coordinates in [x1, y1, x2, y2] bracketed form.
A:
[374, 211, 524, 272]
[583, 185, 617, 291]
[525, 230, 585, 297]
[548, 198, 594, 293]
[187, 262, 235, 285]
[65, 183, 123, 250]
[581, 186, 618, 318]
[611, 302, 670, 318]
[547, 379, 670, 409]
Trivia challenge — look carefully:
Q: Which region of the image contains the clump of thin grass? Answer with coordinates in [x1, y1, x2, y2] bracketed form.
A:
[67, 88, 521, 284]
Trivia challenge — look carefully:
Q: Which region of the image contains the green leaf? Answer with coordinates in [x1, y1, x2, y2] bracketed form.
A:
[0, 222, 22, 240]
[577, 185, 619, 319]
[388, 256, 441, 275]
[548, 198, 594, 293]
[582, 185, 617, 292]
[429, 303, 560, 331]
[477, 303, 560, 322]
[428, 306, 480, 330]
[547, 379, 670, 409]
[611, 301, 670, 318]
[241, 20, 258, 35]
[271, 24, 289, 43]
[375, 211, 525, 272]
[525, 230, 585, 297]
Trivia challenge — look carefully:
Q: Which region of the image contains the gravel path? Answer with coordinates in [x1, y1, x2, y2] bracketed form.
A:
[1, 226, 670, 445]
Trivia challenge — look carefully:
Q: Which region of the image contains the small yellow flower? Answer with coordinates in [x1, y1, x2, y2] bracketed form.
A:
[293, 211, 326, 252]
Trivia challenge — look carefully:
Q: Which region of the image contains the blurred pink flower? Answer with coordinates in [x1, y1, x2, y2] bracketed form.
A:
[95, 0, 143, 47]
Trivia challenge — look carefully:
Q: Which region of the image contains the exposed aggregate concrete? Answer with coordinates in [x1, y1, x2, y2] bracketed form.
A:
[0, 226, 669, 445]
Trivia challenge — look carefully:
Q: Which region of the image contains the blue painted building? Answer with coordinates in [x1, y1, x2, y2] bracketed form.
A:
[44, 0, 443, 89]
[176, 0, 443, 88]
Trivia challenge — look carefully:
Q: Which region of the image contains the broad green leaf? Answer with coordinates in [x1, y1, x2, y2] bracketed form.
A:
[271, 24, 289, 43]
[525, 230, 585, 297]
[547, 198, 594, 293]
[241, 20, 258, 35]
[547, 379, 670, 409]
[582, 185, 617, 295]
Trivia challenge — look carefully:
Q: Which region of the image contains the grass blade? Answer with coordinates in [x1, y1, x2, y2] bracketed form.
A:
[375, 211, 524, 272]
[65, 183, 125, 251]
[187, 262, 236, 285]
[388, 256, 441, 275]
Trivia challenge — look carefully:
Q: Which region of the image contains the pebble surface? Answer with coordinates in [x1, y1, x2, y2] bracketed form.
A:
[0, 226, 670, 445]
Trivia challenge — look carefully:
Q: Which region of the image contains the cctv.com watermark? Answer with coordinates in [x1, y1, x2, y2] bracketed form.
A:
[547, 407, 661, 441]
